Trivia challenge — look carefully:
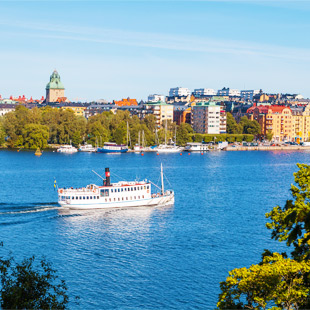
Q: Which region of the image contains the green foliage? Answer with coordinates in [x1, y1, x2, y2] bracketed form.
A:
[191, 134, 254, 143]
[0, 118, 6, 146]
[22, 124, 49, 149]
[176, 123, 193, 146]
[239, 116, 261, 135]
[266, 164, 310, 260]
[266, 130, 273, 141]
[0, 251, 69, 309]
[217, 253, 310, 310]
[226, 113, 242, 134]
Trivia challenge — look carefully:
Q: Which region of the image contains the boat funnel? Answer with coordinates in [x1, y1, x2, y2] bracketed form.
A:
[105, 168, 111, 186]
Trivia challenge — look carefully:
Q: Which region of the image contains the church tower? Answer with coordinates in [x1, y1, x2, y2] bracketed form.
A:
[46, 70, 65, 103]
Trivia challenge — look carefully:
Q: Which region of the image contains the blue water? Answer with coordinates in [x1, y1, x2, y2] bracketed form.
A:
[0, 149, 308, 309]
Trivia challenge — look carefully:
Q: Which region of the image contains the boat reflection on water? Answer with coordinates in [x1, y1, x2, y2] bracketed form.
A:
[57, 204, 174, 234]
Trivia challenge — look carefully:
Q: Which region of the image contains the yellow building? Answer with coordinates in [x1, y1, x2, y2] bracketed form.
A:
[61, 105, 86, 117]
[291, 105, 310, 142]
[145, 101, 174, 127]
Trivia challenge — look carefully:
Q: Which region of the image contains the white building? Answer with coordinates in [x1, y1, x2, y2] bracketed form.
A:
[148, 94, 166, 102]
[240, 90, 260, 100]
[0, 104, 15, 116]
[192, 102, 225, 134]
[193, 88, 216, 97]
[169, 87, 190, 97]
[217, 87, 240, 97]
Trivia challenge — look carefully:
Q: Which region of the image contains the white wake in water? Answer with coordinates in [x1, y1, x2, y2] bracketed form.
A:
[0, 206, 60, 215]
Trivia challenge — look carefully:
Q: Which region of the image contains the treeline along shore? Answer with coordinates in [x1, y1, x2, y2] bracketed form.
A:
[0, 105, 257, 150]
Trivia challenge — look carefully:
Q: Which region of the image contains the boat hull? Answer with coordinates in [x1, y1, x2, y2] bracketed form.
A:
[97, 148, 128, 153]
[59, 193, 174, 210]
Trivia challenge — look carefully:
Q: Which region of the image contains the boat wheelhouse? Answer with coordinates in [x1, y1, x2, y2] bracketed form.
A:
[184, 142, 209, 152]
[57, 166, 174, 209]
[79, 144, 97, 152]
[97, 142, 128, 153]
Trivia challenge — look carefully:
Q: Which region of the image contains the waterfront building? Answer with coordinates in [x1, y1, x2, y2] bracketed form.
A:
[217, 87, 240, 97]
[193, 88, 216, 97]
[114, 98, 138, 107]
[240, 90, 260, 101]
[173, 106, 191, 125]
[191, 101, 225, 134]
[169, 87, 190, 97]
[144, 101, 174, 127]
[291, 105, 310, 142]
[148, 94, 165, 102]
[46, 70, 66, 103]
[248, 105, 293, 141]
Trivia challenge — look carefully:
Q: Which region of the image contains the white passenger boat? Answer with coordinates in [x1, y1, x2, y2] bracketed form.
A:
[184, 142, 209, 152]
[79, 144, 97, 152]
[57, 164, 174, 209]
[154, 144, 184, 153]
[57, 145, 78, 153]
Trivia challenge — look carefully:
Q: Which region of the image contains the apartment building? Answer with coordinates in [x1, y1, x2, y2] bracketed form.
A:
[144, 101, 174, 127]
[169, 87, 190, 97]
[191, 101, 226, 134]
[148, 94, 166, 102]
[291, 105, 310, 142]
[217, 87, 240, 97]
[193, 88, 216, 97]
[248, 105, 293, 141]
[240, 90, 260, 101]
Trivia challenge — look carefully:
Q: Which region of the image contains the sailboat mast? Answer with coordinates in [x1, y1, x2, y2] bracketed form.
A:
[165, 120, 167, 146]
[161, 163, 164, 195]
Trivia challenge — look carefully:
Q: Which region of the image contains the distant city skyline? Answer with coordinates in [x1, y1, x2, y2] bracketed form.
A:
[0, 1, 309, 101]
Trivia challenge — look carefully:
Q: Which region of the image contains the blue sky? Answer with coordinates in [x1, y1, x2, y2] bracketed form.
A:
[0, 0, 310, 101]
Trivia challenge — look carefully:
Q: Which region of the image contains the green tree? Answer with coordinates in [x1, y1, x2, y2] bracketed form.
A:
[0, 250, 69, 309]
[0, 119, 6, 146]
[266, 164, 310, 260]
[266, 130, 273, 141]
[226, 113, 242, 134]
[22, 124, 49, 149]
[176, 123, 193, 146]
[239, 116, 261, 135]
[217, 253, 310, 310]
[112, 121, 127, 144]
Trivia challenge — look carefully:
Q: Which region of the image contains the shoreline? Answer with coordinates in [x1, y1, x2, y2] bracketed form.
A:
[226, 145, 310, 151]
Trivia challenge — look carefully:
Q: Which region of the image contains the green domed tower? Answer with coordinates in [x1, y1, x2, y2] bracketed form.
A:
[46, 70, 65, 103]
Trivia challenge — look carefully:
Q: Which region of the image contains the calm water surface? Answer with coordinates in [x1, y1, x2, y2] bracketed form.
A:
[0, 150, 309, 309]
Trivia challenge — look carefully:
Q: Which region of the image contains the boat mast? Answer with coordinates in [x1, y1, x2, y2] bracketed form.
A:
[161, 163, 164, 195]
[165, 120, 167, 146]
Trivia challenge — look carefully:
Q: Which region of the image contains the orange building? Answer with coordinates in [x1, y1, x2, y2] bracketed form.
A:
[114, 98, 138, 106]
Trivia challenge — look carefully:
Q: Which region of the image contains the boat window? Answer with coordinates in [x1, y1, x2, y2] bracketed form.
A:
[83, 196, 85, 199]
[144, 186, 146, 189]
[111, 189, 113, 193]
[118, 198, 120, 201]
[142, 195, 144, 198]
[118, 189, 120, 192]
[97, 196, 99, 199]
[87, 197, 89, 199]
[114, 198, 116, 201]
[122, 197, 124, 200]
[134, 196, 136, 199]
[134, 187, 136, 191]
[130, 197, 132, 200]
[100, 189, 109, 197]
[126, 197, 128, 200]
[138, 196, 140, 199]
[90, 196, 92, 199]
[105, 198, 107, 202]
[109, 198, 111, 201]
[72, 197, 75, 200]
[121, 188, 123, 192]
